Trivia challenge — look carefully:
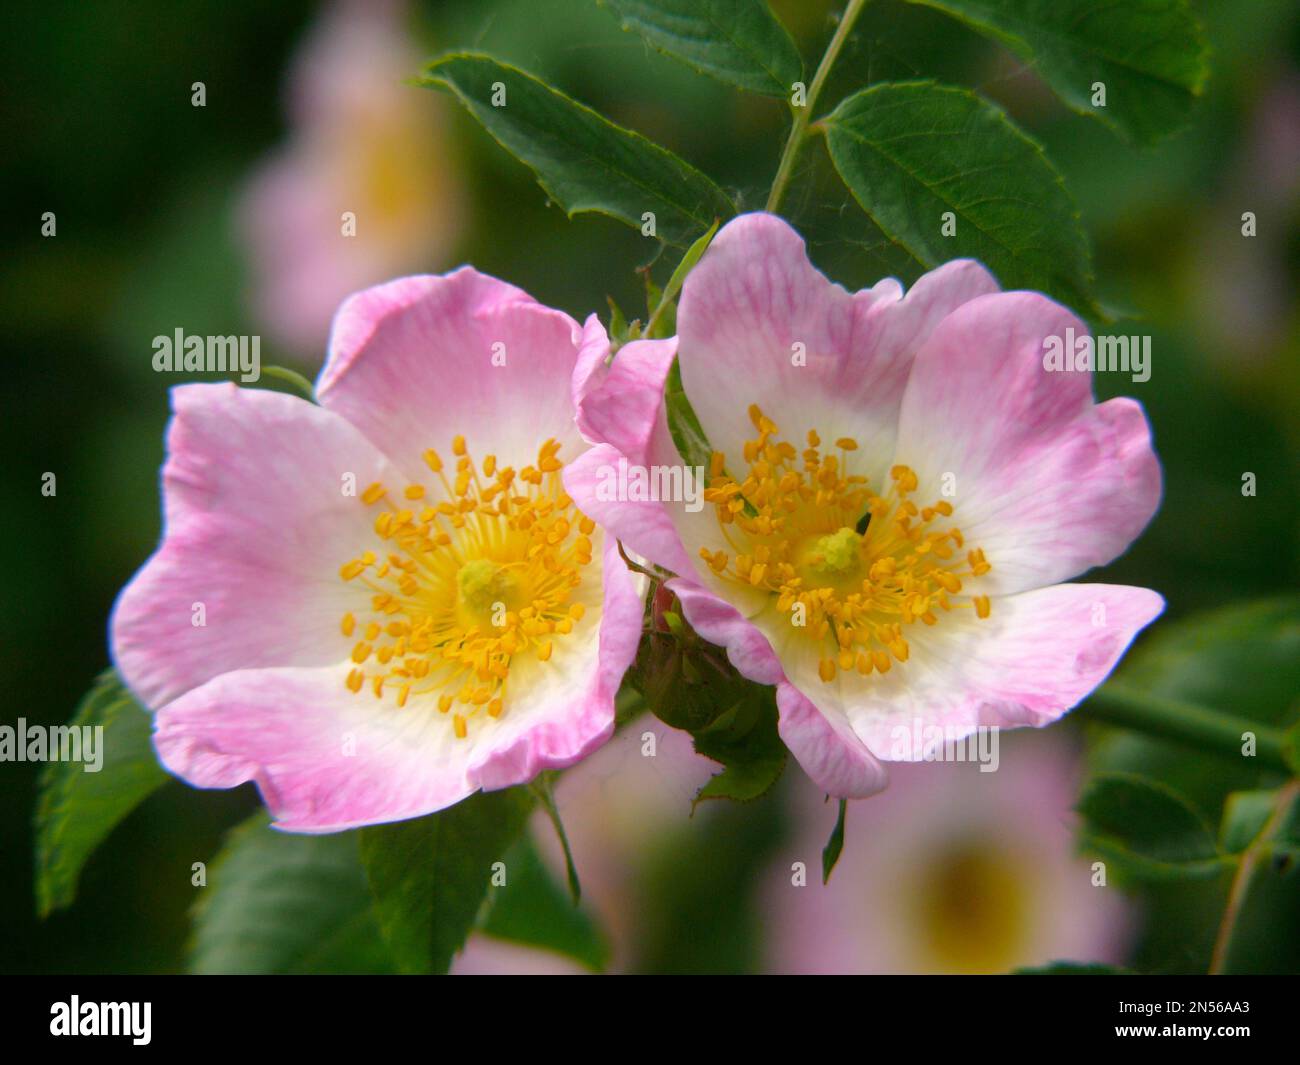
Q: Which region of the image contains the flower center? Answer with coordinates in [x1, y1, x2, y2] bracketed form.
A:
[337, 435, 594, 738]
[698, 404, 992, 683]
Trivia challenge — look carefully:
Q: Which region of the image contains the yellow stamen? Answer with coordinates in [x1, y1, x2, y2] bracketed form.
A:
[703, 405, 993, 686]
[338, 435, 594, 738]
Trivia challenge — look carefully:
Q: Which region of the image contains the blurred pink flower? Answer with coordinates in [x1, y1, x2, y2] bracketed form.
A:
[568, 212, 1163, 801]
[763, 733, 1134, 974]
[454, 722, 721, 973]
[238, 0, 464, 357]
[451, 936, 590, 976]
[112, 269, 640, 831]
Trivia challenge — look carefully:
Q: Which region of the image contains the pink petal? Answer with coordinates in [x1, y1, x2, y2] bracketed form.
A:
[667, 579, 784, 685]
[563, 443, 698, 579]
[961, 583, 1166, 725]
[677, 212, 1000, 485]
[111, 383, 402, 710]
[817, 582, 1165, 759]
[663, 580, 888, 798]
[470, 534, 642, 791]
[318, 269, 595, 479]
[153, 665, 480, 832]
[893, 292, 1162, 594]
[152, 535, 640, 832]
[776, 683, 889, 799]
[574, 336, 677, 458]
[571, 313, 615, 430]
[566, 336, 729, 591]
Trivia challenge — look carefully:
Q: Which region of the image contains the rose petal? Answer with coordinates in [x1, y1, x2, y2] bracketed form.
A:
[893, 292, 1161, 594]
[677, 212, 1000, 486]
[318, 268, 597, 479]
[111, 383, 402, 710]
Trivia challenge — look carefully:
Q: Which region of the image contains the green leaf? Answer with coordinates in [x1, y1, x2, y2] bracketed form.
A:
[358, 788, 535, 973]
[599, 0, 802, 97]
[902, 0, 1209, 144]
[480, 832, 610, 971]
[607, 295, 633, 349]
[1077, 772, 1224, 881]
[421, 53, 734, 246]
[34, 669, 169, 916]
[1219, 790, 1281, 856]
[645, 218, 720, 340]
[821, 798, 848, 884]
[821, 80, 1095, 315]
[189, 814, 395, 974]
[665, 357, 713, 471]
[1285, 721, 1300, 776]
[1116, 597, 1300, 729]
[691, 686, 787, 806]
[1090, 597, 1300, 817]
[256, 364, 316, 402]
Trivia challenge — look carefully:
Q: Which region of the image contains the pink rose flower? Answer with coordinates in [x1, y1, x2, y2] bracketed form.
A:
[237, 0, 465, 357]
[763, 733, 1134, 974]
[111, 270, 642, 831]
[566, 212, 1163, 799]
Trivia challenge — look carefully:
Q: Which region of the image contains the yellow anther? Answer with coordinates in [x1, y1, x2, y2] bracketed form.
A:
[934, 571, 962, 594]
[338, 432, 592, 730]
[701, 406, 992, 686]
[974, 595, 991, 619]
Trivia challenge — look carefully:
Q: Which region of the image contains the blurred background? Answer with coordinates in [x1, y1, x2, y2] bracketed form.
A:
[2, 0, 1297, 973]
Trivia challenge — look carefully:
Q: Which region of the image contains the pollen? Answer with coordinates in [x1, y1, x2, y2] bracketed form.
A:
[701, 405, 993, 684]
[336, 436, 594, 737]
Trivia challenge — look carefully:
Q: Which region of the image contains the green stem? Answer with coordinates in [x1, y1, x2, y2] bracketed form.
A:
[765, 0, 869, 213]
[1086, 682, 1288, 774]
[529, 773, 581, 904]
[1209, 780, 1300, 974]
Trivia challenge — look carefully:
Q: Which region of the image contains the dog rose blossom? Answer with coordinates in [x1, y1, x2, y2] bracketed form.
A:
[112, 269, 641, 831]
[237, 0, 464, 356]
[566, 213, 1163, 799]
